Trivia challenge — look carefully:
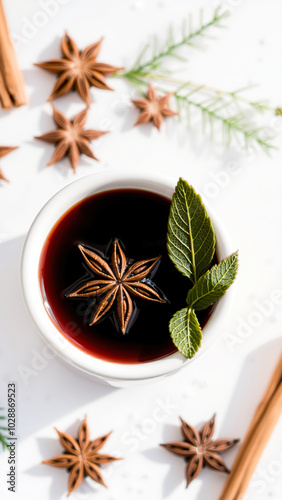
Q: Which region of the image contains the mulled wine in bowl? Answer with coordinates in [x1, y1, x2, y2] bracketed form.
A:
[21, 171, 234, 387]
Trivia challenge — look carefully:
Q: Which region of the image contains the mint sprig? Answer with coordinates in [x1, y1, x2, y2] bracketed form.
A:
[167, 178, 239, 358]
[167, 178, 215, 283]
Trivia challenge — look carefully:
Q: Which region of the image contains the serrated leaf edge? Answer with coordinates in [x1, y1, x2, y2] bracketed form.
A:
[186, 251, 239, 311]
[167, 178, 216, 283]
[169, 306, 202, 358]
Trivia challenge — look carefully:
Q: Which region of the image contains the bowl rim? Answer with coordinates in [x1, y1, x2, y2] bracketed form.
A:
[20, 170, 234, 381]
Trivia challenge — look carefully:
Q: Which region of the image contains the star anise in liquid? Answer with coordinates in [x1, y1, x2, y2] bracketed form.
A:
[67, 239, 167, 334]
[43, 417, 121, 496]
[161, 415, 239, 487]
[35, 105, 107, 171]
[35, 33, 123, 105]
[132, 83, 178, 130]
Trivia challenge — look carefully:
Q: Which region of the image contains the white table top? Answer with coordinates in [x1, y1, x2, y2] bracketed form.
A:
[0, 0, 281, 499]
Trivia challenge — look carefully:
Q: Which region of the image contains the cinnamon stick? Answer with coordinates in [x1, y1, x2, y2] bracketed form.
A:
[0, 0, 27, 109]
[219, 354, 282, 500]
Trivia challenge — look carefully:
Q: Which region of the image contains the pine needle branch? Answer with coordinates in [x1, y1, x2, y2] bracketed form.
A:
[124, 73, 272, 114]
[118, 6, 229, 80]
[113, 5, 274, 152]
[174, 90, 273, 152]
[152, 78, 271, 113]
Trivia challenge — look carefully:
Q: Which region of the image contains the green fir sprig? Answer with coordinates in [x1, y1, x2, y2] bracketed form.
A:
[121, 6, 228, 83]
[0, 407, 9, 451]
[174, 89, 273, 152]
[167, 179, 239, 358]
[114, 6, 274, 152]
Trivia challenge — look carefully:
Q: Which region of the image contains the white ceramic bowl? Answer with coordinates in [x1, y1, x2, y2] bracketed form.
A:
[21, 171, 234, 387]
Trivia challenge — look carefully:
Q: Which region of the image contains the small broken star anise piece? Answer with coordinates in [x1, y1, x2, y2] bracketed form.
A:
[0, 146, 18, 182]
[132, 83, 178, 130]
[67, 238, 167, 334]
[43, 416, 122, 496]
[161, 415, 239, 487]
[35, 105, 108, 172]
[35, 33, 123, 105]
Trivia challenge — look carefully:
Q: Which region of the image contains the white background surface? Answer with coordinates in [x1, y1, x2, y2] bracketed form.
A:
[0, 0, 282, 499]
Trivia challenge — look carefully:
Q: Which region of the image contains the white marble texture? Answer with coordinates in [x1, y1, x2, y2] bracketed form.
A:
[0, 0, 281, 499]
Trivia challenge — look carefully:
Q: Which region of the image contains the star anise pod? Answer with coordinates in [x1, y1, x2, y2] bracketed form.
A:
[43, 416, 121, 496]
[67, 239, 167, 334]
[0, 146, 18, 182]
[132, 83, 178, 130]
[35, 105, 107, 172]
[161, 415, 239, 487]
[35, 33, 123, 105]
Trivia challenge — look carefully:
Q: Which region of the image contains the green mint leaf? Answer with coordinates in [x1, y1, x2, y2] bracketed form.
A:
[169, 307, 202, 358]
[186, 251, 239, 311]
[167, 178, 216, 283]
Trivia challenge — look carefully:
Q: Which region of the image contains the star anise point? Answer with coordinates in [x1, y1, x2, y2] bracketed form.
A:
[36, 33, 123, 104]
[0, 168, 9, 182]
[43, 418, 121, 496]
[161, 415, 239, 488]
[36, 105, 107, 171]
[0, 146, 18, 182]
[132, 84, 178, 130]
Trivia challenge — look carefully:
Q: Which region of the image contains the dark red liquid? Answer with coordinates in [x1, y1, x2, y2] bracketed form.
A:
[39, 189, 214, 364]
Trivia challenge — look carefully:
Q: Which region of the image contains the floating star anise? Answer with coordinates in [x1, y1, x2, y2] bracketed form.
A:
[161, 415, 239, 488]
[35, 105, 107, 172]
[0, 146, 18, 182]
[132, 83, 178, 130]
[67, 239, 167, 334]
[35, 33, 123, 105]
[43, 416, 121, 496]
